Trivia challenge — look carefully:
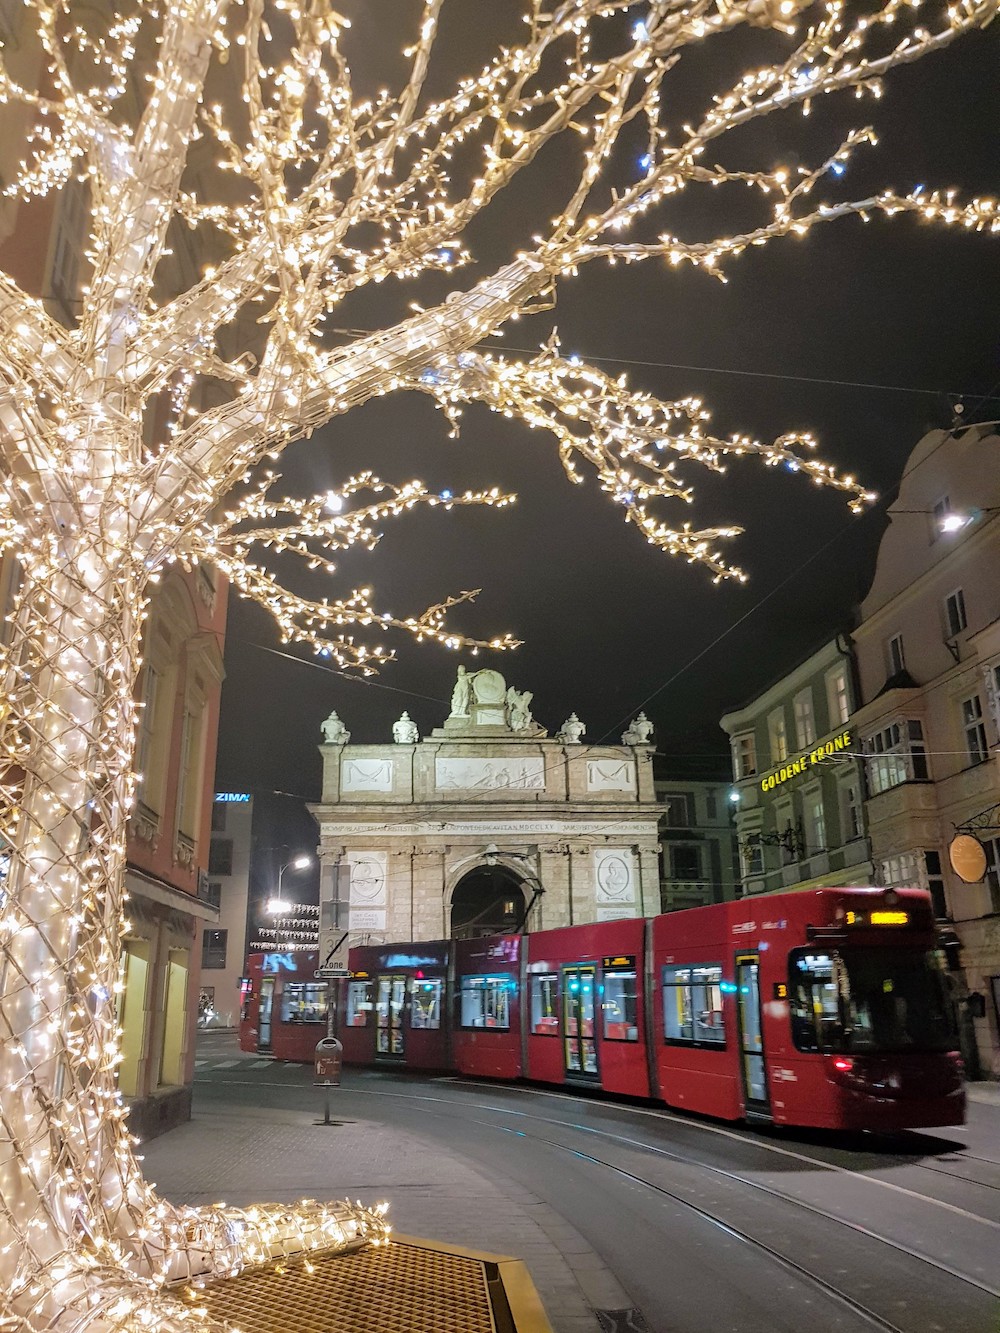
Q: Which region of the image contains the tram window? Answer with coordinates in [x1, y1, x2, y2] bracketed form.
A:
[662, 964, 725, 1047]
[280, 982, 328, 1025]
[346, 979, 373, 1027]
[409, 978, 443, 1030]
[460, 975, 511, 1030]
[602, 970, 639, 1041]
[789, 947, 956, 1054]
[789, 951, 842, 1052]
[531, 974, 560, 1035]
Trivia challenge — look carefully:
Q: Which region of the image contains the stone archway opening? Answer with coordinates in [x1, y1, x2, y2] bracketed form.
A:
[450, 865, 527, 939]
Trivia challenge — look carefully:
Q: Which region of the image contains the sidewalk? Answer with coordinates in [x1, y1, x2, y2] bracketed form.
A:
[966, 1079, 1000, 1106]
[142, 1050, 629, 1333]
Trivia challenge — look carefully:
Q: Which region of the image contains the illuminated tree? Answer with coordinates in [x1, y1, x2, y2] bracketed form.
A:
[0, 0, 995, 1327]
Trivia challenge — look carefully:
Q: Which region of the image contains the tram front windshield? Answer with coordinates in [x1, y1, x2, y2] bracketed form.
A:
[789, 946, 957, 1054]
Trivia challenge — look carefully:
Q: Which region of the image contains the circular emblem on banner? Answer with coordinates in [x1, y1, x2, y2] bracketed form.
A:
[948, 833, 988, 884]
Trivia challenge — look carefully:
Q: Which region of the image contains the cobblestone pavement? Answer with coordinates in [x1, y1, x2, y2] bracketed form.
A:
[143, 1034, 626, 1333]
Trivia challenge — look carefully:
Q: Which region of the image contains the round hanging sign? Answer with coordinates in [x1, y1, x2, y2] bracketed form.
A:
[948, 832, 988, 884]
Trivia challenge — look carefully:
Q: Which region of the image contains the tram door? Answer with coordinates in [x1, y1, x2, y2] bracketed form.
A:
[375, 973, 406, 1057]
[258, 977, 275, 1052]
[562, 965, 599, 1079]
[735, 953, 770, 1116]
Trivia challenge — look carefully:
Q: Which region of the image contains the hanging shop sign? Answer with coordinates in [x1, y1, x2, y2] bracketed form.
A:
[948, 832, 988, 884]
[759, 730, 853, 794]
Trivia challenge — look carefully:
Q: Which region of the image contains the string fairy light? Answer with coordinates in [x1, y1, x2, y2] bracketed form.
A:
[0, 1, 996, 1328]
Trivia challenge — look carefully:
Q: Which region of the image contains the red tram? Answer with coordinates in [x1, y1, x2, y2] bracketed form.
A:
[239, 887, 965, 1132]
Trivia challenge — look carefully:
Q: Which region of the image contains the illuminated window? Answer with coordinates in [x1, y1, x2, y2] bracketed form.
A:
[864, 719, 928, 794]
[767, 709, 788, 764]
[740, 836, 764, 879]
[280, 981, 328, 1024]
[803, 789, 826, 854]
[460, 976, 510, 1029]
[662, 964, 724, 1046]
[793, 689, 816, 749]
[409, 978, 443, 1030]
[962, 695, 988, 766]
[346, 980, 373, 1027]
[732, 733, 756, 779]
[881, 853, 916, 888]
[825, 665, 851, 728]
[602, 969, 638, 1041]
[931, 495, 952, 542]
[531, 974, 559, 1035]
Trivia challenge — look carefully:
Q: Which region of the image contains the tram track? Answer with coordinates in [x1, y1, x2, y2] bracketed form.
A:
[347, 1081, 1000, 1330]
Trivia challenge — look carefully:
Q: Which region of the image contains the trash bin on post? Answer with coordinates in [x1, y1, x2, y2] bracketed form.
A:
[314, 1036, 342, 1125]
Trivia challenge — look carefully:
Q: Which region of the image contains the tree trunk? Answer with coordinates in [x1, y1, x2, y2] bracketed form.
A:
[0, 546, 384, 1331]
[0, 548, 152, 1318]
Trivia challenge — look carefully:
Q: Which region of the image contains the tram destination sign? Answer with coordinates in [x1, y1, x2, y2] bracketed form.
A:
[602, 955, 636, 970]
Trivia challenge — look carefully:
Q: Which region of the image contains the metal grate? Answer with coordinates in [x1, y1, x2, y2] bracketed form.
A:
[191, 1240, 498, 1333]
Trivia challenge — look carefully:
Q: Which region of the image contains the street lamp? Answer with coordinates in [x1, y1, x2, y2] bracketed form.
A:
[266, 854, 312, 917]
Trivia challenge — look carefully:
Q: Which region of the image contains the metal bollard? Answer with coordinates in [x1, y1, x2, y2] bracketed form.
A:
[314, 1036, 343, 1126]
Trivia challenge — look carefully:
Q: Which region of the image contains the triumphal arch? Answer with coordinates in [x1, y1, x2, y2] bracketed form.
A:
[312, 667, 661, 944]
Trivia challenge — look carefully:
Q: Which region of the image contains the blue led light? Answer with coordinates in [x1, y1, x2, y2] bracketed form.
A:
[638, 153, 652, 172]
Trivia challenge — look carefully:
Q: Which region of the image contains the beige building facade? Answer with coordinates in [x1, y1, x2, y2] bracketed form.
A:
[312, 668, 661, 943]
[852, 425, 1000, 1078]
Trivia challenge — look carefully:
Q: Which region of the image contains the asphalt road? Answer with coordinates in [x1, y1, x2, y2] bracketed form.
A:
[181, 1031, 1000, 1333]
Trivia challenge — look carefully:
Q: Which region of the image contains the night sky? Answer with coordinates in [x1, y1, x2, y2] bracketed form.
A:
[214, 8, 1000, 812]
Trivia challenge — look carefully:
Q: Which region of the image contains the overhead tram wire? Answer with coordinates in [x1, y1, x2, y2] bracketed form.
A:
[324, 326, 979, 401]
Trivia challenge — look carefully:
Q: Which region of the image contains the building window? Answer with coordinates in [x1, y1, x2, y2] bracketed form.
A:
[931, 495, 952, 541]
[881, 852, 922, 889]
[176, 704, 206, 838]
[670, 845, 701, 882]
[732, 733, 756, 779]
[205, 881, 222, 909]
[767, 709, 788, 764]
[864, 719, 928, 794]
[984, 663, 1000, 742]
[983, 839, 1000, 915]
[825, 665, 851, 729]
[211, 803, 227, 833]
[208, 838, 233, 876]
[887, 633, 906, 676]
[838, 778, 863, 843]
[740, 835, 764, 879]
[924, 851, 947, 920]
[201, 929, 227, 970]
[705, 791, 717, 820]
[962, 695, 988, 766]
[793, 689, 816, 749]
[662, 793, 693, 828]
[803, 789, 826, 854]
[945, 589, 967, 639]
